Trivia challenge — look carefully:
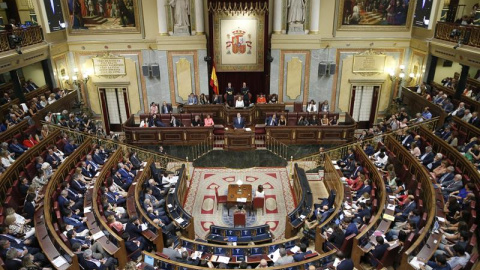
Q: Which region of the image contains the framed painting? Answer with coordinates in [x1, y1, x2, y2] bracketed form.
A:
[63, 0, 142, 34]
[337, 0, 414, 31]
[212, 13, 265, 72]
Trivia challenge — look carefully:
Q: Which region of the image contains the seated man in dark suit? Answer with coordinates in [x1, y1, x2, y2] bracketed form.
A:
[64, 139, 78, 156]
[92, 148, 106, 165]
[129, 151, 142, 170]
[293, 243, 312, 262]
[8, 138, 27, 157]
[265, 113, 278, 126]
[63, 209, 88, 233]
[176, 250, 199, 265]
[418, 146, 435, 166]
[336, 251, 354, 270]
[82, 248, 117, 270]
[121, 233, 141, 261]
[4, 248, 22, 270]
[395, 195, 416, 222]
[337, 148, 355, 168]
[124, 216, 148, 250]
[233, 113, 246, 129]
[161, 101, 173, 114]
[369, 236, 389, 267]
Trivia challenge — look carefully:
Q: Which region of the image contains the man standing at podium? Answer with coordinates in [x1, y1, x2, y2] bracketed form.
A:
[233, 113, 245, 129]
[240, 82, 250, 107]
[225, 82, 235, 107]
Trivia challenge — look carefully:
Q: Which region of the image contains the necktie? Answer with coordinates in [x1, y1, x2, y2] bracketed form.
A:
[51, 0, 55, 14]
[422, 0, 425, 8]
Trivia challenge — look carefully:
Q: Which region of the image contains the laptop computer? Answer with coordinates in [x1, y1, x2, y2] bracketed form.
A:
[144, 255, 155, 266]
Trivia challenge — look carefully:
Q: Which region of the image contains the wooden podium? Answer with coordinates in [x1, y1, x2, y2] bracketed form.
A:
[224, 128, 255, 151]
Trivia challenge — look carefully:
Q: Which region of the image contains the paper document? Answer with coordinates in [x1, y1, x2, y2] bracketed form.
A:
[236, 198, 247, 203]
[387, 204, 395, 211]
[268, 249, 281, 262]
[334, 165, 341, 170]
[167, 204, 173, 208]
[299, 215, 306, 220]
[92, 231, 105, 240]
[95, 172, 100, 177]
[142, 162, 147, 167]
[290, 246, 300, 253]
[437, 217, 445, 223]
[217, 256, 230, 264]
[410, 257, 425, 269]
[333, 258, 341, 267]
[389, 195, 396, 200]
[383, 214, 395, 221]
[211, 255, 218, 262]
[191, 251, 203, 260]
[140, 223, 148, 231]
[245, 128, 252, 132]
[175, 217, 185, 224]
[84, 207, 92, 213]
[52, 256, 68, 267]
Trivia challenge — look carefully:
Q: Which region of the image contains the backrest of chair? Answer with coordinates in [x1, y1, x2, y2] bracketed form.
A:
[253, 197, 264, 208]
[234, 212, 246, 224]
[293, 102, 303, 112]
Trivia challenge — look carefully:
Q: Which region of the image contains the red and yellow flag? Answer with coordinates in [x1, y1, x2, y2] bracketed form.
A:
[210, 61, 219, 95]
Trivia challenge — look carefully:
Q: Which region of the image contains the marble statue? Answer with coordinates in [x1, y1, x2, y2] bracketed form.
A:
[169, 0, 190, 26]
[287, 0, 306, 24]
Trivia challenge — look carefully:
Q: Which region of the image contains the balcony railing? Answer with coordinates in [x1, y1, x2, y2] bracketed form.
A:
[434, 21, 480, 48]
[0, 25, 44, 53]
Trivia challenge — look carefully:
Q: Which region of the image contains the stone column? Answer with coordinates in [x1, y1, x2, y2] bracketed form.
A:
[157, 0, 168, 35]
[9, 70, 26, 103]
[194, 0, 204, 34]
[309, 0, 320, 34]
[273, 0, 282, 34]
[455, 65, 470, 99]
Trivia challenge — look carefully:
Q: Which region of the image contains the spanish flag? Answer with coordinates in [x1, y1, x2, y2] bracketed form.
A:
[210, 61, 219, 95]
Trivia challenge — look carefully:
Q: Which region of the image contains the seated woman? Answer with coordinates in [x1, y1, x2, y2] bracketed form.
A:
[268, 94, 278, 104]
[204, 114, 214, 127]
[235, 96, 245, 108]
[307, 100, 317, 112]
[330, 115, 338, 125]
[310, 115, 319, 126]
[199, 93, 209, 105]
[191, 115, 203, 127]
[409, 142, 421, 158]
[321, 114, 330, 126]
[170, 116, 182, 127]
[255, 185, 265, 198]
[297, 116, 309, 126]
[278, 114, 287, 126]
[150, 102, 158, 114]
[256, 94, 267, 104]
[321, 100, 330, 112]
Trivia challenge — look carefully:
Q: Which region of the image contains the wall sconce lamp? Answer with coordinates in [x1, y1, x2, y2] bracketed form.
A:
[387, 65, 406, 82]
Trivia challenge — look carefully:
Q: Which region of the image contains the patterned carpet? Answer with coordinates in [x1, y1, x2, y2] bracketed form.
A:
[183, 167, 296, 241]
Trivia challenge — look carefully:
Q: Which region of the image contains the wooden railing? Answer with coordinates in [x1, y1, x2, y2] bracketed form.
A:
[45, 123, 186, 170]
[350, 145, 387, 268]
[435, 21, 480, 48]
[0, 129, 60, 199]
[142, 248, 336, 270]
[383, 135, 436, 270]
[0, 25, 44, 52]
[0, 85, 50, 119]
[128, 159, 165, 252]
[285, 164, 313, 239]
[92, 149, 128, 268]
[42, 138, 93, 270]
[165, 164, 195, 239]
[0, 89, 77, 143]
[313, 155, 345, 252]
